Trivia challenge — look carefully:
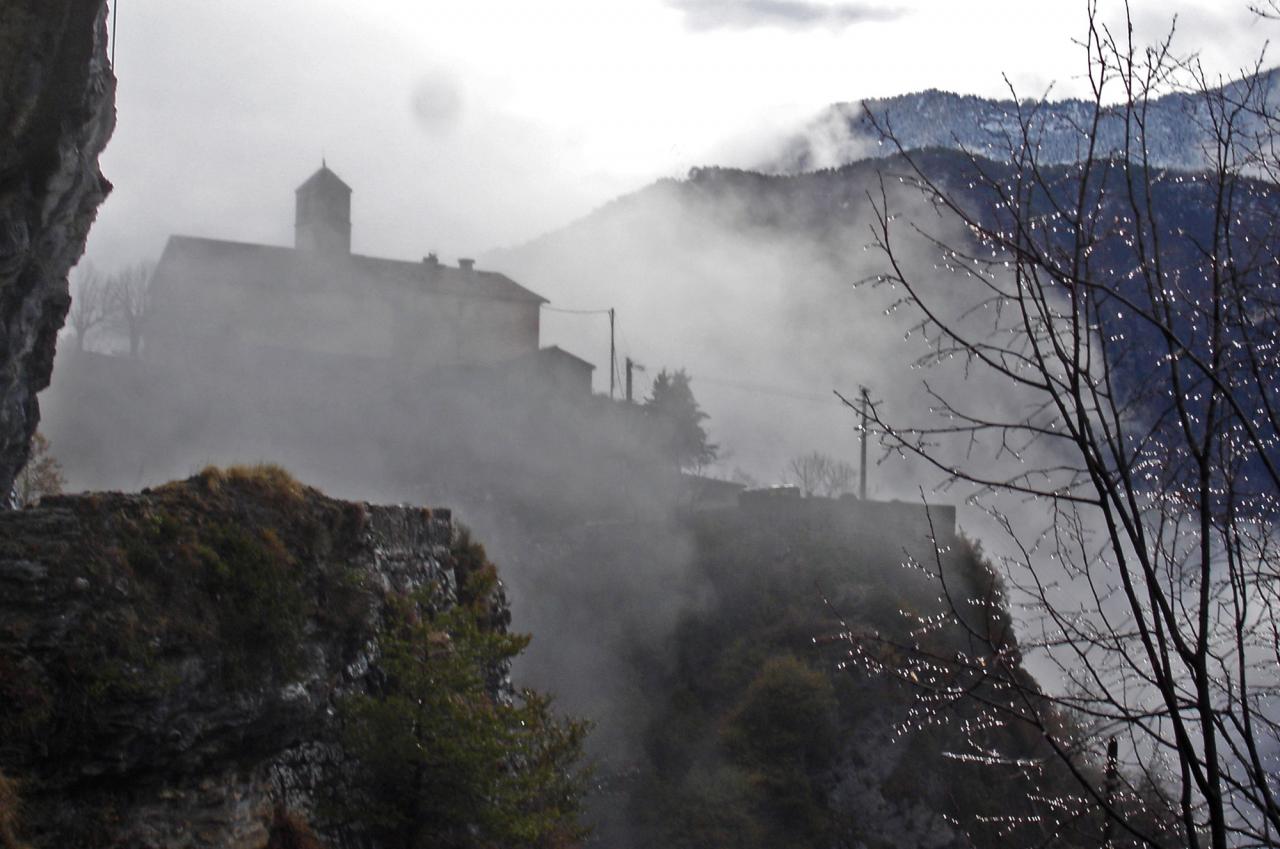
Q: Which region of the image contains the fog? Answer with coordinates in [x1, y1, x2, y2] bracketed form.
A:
[83, 1, 1263, 271]
[40, 154, 1084, 814]
[33, 2, 1280, 843]
[485, 166, 1051, 496]
[41, 108, 1248, 849]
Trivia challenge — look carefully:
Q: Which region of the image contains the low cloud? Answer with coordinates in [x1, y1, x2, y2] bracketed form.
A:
[669, 0, 902, 32]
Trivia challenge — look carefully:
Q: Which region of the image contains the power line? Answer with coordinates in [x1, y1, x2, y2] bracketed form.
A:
[540, 303, 616, 397]
[541, 305, 613, 316]
[540, 304, 844, 407]
[693, 374, 844, 405]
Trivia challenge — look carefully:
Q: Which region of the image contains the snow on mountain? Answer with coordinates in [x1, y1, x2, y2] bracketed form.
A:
[766, 67, 1280, 173]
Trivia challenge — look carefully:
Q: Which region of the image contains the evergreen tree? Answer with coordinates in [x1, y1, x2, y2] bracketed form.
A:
[644, 369, 717, 472]
[336, 536, 589, 849]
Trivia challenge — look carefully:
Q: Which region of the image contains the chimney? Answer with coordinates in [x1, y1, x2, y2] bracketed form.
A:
[458, 258, 475, 273]
[423, 253, 440, 267]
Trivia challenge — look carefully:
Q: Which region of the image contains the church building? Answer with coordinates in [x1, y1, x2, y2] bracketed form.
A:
[147, 165, 591, 390]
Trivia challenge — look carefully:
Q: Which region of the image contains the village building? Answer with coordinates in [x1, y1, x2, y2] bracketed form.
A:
[146, 165, 593, 392]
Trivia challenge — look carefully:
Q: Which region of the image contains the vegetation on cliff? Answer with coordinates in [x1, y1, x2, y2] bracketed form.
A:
[0, 466, 588, 849]
[10, 433, 64, 509]
[335, 532, 589, 849]
[541, 506, 1103, 849]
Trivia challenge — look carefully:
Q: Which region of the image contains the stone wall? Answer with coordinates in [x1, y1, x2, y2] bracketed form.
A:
[736, 490, 957, 554]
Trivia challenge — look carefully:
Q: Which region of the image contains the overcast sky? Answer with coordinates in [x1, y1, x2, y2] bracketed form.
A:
[87, 0, 1271, 270]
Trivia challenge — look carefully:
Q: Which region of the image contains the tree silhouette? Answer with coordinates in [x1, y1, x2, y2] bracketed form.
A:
[66, 262, 109, 353]
[788, 451, 856, 497]
[836, 5, 1280, 849]
[11, 432, 63, 508]
[645, 368, 717, 472]
[107, 262, 153, 357]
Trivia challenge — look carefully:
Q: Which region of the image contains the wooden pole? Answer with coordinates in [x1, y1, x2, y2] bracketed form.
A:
[625, 357, 645, 403]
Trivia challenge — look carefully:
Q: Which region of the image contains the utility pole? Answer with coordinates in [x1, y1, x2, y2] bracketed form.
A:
[609, 308, 616, 399]
[859, 386, 870, 500]
[625, 357, 645, 403]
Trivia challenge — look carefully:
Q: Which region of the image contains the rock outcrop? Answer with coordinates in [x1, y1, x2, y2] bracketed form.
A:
[0, 467, 495, 849]
[0, 1, 115, 497]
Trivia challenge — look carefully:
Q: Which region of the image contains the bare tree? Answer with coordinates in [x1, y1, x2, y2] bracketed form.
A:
[788, 451, 831, 496]
[834, 5, 1280, 849]
[12, 432, 64, 508]
[788, 451, 857, 497]
[66, 262, 110, 353]
[821, 457, 856, 497]
[107, 261, 153, 357]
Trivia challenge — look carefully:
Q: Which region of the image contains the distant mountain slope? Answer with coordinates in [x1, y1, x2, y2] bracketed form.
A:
[488, 150, 1280, 487]
[766, 67, 1280, 173]
[486, 161, 903, 482]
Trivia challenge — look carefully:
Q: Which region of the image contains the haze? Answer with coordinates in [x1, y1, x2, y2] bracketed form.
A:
[90, 0, 1265, 268]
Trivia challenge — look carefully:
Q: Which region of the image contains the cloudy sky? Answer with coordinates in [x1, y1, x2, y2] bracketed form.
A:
[87, 0, 1270, 269]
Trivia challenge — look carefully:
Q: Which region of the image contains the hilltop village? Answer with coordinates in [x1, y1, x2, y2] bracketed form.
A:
[43, 164, 953, 544]
[42, 166, 634, 514]
[149, 164, 592, 394]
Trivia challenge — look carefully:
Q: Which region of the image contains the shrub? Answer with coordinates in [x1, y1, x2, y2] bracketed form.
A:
[223, 464, 306, 501]
[201, 523, 306, 687]
[723, 656, 838, 770]
[193, 464, 307, 504]
[12, 433, 63, 509]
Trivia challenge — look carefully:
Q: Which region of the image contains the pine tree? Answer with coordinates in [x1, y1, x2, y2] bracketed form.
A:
[644, 369, 717, 472]
[336, 537, 589, 849]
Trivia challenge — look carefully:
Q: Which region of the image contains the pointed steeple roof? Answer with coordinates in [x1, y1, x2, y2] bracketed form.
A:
[296, 162, 351, 195]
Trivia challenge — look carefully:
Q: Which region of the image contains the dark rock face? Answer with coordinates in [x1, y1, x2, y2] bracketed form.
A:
[0, 469, 479, 849]
[0, 0, 115, 497]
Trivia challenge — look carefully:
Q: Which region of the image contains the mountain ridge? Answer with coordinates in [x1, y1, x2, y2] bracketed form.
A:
[764, 65, 1280, 174]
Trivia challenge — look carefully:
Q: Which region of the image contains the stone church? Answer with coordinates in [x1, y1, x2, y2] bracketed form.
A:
[147, 165, 593, 392]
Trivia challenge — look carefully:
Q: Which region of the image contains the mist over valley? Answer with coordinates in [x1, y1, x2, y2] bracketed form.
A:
[4, 3, 1280, 848]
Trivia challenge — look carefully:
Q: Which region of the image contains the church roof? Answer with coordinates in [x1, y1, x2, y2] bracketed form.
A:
[296, 164, 352, 195]
[538, 345, 596, 370]
[154, 235, 548, 304]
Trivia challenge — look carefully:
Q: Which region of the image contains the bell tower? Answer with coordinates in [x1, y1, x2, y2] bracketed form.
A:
[295, 162, 352, 254]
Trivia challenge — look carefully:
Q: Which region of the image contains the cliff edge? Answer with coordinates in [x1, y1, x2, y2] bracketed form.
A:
[0, 1, 115, 495]
[0, 466, 535, 849]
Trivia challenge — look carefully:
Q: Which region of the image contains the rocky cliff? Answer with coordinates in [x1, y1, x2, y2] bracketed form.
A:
[0, 466, 504, 849]
[0, 0, 115, 496]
